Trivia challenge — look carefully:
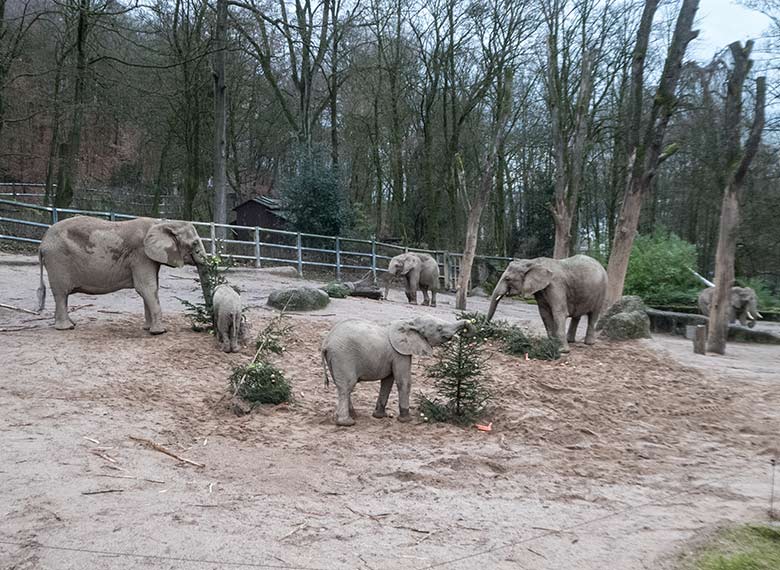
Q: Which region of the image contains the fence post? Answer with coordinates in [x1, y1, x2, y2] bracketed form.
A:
[109, 212, 116, 222]
[335, 237, 341, 281]
[371, 238, 377, 284]
[254, 227, 261, 268]
[443, 252, 450, 290]
[209, 223, 217, 255]
[51, 208, 58, 224]
[296, 232, 303, 277]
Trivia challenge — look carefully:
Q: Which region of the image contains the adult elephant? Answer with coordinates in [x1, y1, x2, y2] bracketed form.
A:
[486, 255, 607, 353]
[321, 316, 474, 426]
[698, 286, 762, 328]
[37, 215, 207, 333]
[384, 252, 440, 307]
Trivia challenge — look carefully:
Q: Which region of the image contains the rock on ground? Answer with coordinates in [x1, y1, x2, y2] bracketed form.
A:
[267, 287, 330, 311]
[600, 295, 651, 340]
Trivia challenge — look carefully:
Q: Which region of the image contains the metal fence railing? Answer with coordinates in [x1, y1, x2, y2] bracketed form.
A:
[0, 198, 512, 289]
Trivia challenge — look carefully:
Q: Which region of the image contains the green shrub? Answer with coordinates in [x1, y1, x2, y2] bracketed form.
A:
[322, 281, 351, 299]
[456, 311, 512, 343]
[502, 328, 561, 360]
[690, 525, 780, 570]
[623, 230, 700, 305]
[178, 254, 234, 331]
[228, 361, 291, 405]
[418, 333, 491, 425]
[254, 316, 292, 355]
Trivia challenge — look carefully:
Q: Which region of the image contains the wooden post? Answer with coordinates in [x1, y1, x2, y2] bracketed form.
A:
[254, 227, 261, 268]
[209, 223, 216, 255]
[51, 208, 58, 224]
[443, 252, 450, 290]
[296, 232, 303, 277]
[109, 212, 116, 221]
[693, 325, 707, 355]
[335, 237, 341, 281]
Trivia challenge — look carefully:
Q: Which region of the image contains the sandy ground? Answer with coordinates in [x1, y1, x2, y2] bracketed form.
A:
[1, 254, 779, 570]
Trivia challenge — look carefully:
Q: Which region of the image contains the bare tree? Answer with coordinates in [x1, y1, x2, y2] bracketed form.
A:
[605, 0, 699, 305]
[707, 42, 766, 354]
[212, 0, 228, 238]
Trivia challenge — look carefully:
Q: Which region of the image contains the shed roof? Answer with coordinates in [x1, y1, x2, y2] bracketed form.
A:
[234, 196, 282, 211]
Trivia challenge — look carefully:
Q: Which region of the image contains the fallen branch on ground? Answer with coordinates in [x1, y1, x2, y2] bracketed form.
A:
[129, 436, 205, 468]
[0, 303, 38, 315]
[82, 489, 124, 495]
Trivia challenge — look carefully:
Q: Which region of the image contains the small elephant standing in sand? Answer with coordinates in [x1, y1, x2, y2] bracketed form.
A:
[212, 284, 243, 353]
[384, 252, 440, 307]
[321, 316, 475, 426]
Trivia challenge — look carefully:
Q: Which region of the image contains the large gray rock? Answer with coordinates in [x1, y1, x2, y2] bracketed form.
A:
[599, 295, 651, 340]
[267, 287, 330, 311]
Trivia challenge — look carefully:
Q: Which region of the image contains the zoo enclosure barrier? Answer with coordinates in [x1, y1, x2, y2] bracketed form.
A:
[0, 198, 513, 290]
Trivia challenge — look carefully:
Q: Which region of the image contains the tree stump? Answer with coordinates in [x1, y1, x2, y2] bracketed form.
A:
[693, 325, 707, 355]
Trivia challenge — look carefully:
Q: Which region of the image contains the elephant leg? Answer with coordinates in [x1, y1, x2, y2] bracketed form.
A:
[420, 286, 430, 306]
[217, 313, 231, 352]
[584, 311, 599, 345]
[552, 310, 569, 353]
[142, 300, 152, 330]
[405, 274, 419, 305]
[537, 305, 554, 338]
[430, 289, 437, 308]
[53, 290, 75, 330]
[373, 376, 394, 418]
[567, 316, 581, 344]
[335, 379, 358, 427]
[135, 281, 165, 334]
[394, 358, 413, 423]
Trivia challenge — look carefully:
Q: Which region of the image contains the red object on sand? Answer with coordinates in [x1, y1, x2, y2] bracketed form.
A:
[475, 422, 493, 432]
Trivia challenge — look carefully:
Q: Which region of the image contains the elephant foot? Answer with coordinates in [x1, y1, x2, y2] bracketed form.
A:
[430, 302, 437, 308]
[220, 343, 232, 353]
[566, 337, 576, 344]
[336, 416, 356, 427]
[372, 409, 387, 419]
[422, 300, 430, 306]
[54, 321, 75, 330]
[397, 409, 412, 423]
[149, 326, 167, 335]
[559, 343, 570, 354]
[408, 301, 418, 305]
[748, 321, 756, 329]
[143, 323, 151, 331]
[584, 337, 596, 346]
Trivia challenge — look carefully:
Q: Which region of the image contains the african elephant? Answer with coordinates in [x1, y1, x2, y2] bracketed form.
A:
[487, 255, 608, 353]
[213, 284, 243, 352]
[321, 316, 475, 426]
[384, 252, 440, 307]
[37, 215, 207, 333]
[698, 286, 762, 328]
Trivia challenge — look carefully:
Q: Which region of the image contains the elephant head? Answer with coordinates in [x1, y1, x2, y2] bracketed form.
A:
[384, 253, 421, 298]
[731, 286, 762, 328]
[487, 260, 553, 321]
[143, 221, 207, 268]
[388, 316, 475, 356]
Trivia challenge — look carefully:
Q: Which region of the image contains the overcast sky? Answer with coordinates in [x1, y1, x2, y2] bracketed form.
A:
[692, 0, 773, 60]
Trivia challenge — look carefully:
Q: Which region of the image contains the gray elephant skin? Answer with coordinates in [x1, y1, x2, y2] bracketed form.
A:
[213, 284, 243, 352]
[384, 252, 440, 307]
[698, 286, 762, 328]
[321, 316, 474, 426]
[37, 215, 207, 333]
[487, 254, 607, 353]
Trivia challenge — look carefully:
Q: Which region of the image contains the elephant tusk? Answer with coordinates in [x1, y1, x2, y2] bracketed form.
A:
[756, 311, 763, 319]
[747, 311, 755, 320]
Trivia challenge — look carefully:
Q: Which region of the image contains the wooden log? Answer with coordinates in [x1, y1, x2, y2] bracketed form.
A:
[347, 286, 383, 300]
[693, 325, 707, 354]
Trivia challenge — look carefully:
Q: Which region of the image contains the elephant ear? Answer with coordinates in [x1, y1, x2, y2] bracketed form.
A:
[144, 222, 184, 268]
[389, 320, 433, 356]
[401, 255, 418, 275]
[522, 265, 553, 295]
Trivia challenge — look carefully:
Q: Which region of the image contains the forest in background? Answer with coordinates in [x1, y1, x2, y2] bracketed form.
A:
[1, 0, 779, 291]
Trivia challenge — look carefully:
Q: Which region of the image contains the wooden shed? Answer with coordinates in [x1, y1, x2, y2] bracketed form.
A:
[232, 196, 288, 230]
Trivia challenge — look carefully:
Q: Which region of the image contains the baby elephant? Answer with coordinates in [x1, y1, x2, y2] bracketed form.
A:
[321, 316, 474, 426]
[212, 284, 243, 353]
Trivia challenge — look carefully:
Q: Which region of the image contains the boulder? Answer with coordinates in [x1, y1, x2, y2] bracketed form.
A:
[267, 287, 330, 311]
[599, 295, 651, 340]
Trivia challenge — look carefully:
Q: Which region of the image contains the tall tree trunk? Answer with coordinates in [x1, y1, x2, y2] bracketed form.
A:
[212, 0, 228, 240]
[605, 0, 699, 305]
[55, 0, 90, 208]
[707, 44, 765, 354]
[455, 71, 513, 310]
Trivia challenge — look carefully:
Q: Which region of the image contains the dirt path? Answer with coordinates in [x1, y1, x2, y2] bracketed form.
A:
[1, 255, 778, 569]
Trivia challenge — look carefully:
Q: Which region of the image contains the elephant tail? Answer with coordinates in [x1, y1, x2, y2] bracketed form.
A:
[321, 348, 331, 387]
[36, 250, 46, 313]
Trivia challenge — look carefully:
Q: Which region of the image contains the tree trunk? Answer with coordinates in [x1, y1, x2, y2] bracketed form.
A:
[707, 45, 765, 354]
[212, 0, 228, 240]
[455, 71, 513, 310]
[605, 0, 699, 305]
[55, 0, 90, 208]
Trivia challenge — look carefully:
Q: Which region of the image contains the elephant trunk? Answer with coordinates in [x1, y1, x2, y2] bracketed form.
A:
[486, 280, 508, 322]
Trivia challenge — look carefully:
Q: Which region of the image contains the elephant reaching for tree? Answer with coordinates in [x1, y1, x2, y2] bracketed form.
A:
[698, 286, 762, 328]
[321, 316, 475, 426]
[37, 215, 207, 333]
[487, 255, 607, 353]
[384, 252, 440, 307]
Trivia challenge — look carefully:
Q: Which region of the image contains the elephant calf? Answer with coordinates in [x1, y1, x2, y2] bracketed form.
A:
[212, 284, 243, 353]
[321, 316, 474, 426]
[384, 252, 440, 307]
